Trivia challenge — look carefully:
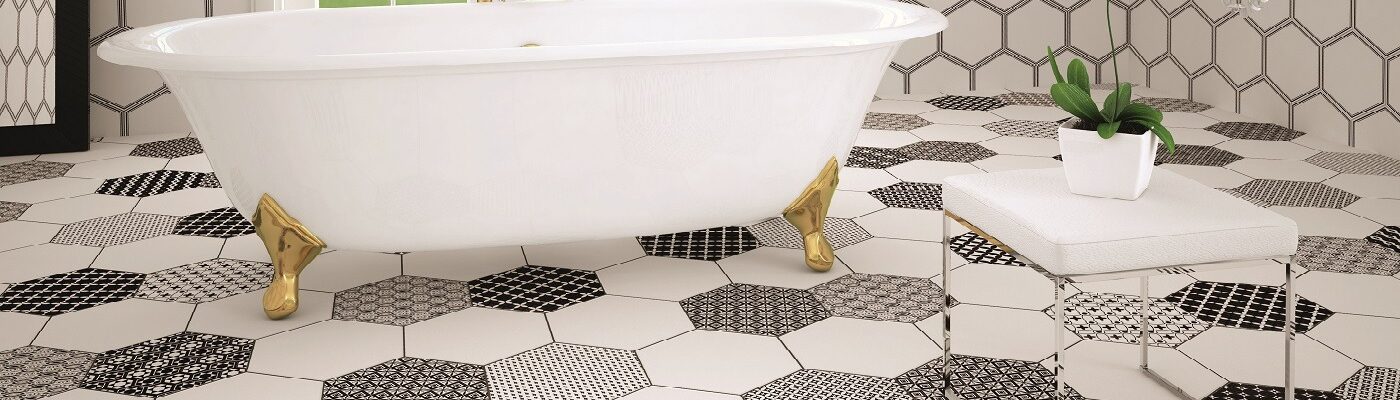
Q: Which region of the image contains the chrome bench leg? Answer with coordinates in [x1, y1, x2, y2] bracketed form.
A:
[1284, 257, 1296, 400]
[1053, 276, 1068, 400]
[940, 211, 956, 399]
[1140, 276, 1150, 369]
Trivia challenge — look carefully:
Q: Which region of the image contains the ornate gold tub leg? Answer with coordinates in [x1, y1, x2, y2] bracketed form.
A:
[253, 194, 325, 320]
[784, 157, 840, 272]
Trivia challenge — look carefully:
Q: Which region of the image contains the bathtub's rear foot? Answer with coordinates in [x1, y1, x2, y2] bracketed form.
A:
[253, 194, 326, 320]
[784, 157, 840, 272]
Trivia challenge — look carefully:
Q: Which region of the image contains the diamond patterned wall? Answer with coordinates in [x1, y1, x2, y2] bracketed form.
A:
[1, 0, 56, 127]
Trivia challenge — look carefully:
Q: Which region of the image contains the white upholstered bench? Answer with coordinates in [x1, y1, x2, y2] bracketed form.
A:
[938, 167, 1300, 400]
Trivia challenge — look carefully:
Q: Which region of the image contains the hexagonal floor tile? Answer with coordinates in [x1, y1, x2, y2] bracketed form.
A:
[747, 217, 871, 250]
[0, 178, 102, 204]
[49, 213, 180, 247]
[884, 160, 985, 184]
[744, 369, 911, 400]
[910, 124, 1001, 142]
[1206, 122, 1306, 141]
[80, 332, 254, 397]
[92, 235, 226, 274]
[135, 258, 272, 303]
[854, 208, 943, 242]
[248, 320, 403, 380]
[1368, 225, 1399, 253]
[1232, 179, 1358, 208]
[836, 237, 955, 278]
[129, 137, 203, 159]
[467, 265, 604, 312]
[897, 141, 998, 163]
[0, 243, 101, 283]
[323, 357, 490, 400]
[979, 136, 1060, 157]
[994, 92, 1057, 107]
[895, 355, 1088, 400]
[639, 226, 760, 262]
[521, 238, 645, 270]
[186, 290, 333, 340]
[1043, 292, 1211, 347]
[32, 299, 194, 353]
[1154, 144, 1244, 167]
[845, 146, 913, 169]
[781, 317, 938, 377]
[95, 170, 218, 197]
[863, 113, 933, 131]
[0, 311, 46, 349]
[405, 307, 551, 365]
[855, 129, 922, 148]
[972, 154, 1062, 172]
[160, 373, 322, 400]
[0, 200, 27, 222]
[1347, 199, 1400, 226]
[0, 221, 62, 252]
[0, 346, 96, 400]
[927, 95, 1007, 111]
[17, 194, 137, 225]
[869, 182, 943, 210]
[1163, 281, 1334, 333]
[130, 188, 231, 217]
[172, 207, 254, 238]
[983, 119, 1060, 138]
[547, 295, 693, 350]
[949, 232, 1024, 266]
[809, 273, 952, 323]
[401, 246, 524, 282]
[1332, 366, 1399, 400]
[1215, 139, 1320, 160]
[1202, 381, 1339, 400]
[1229, 159, 1340, 181]
[486, 343, 649, 400]
[0, 160, 73, 186]
[596, 256, 731, 301]
[837, 167, 900, 192]
[1296, 236, 1400, 275]
[1056, 340, 1225, 400]
[1307, 313, 1400, 368]
[333, 275, 472, 326]
[1305, 152, 1400, 176]
[681, 283, 829, 336]
[637, 330, 800, 394]
[0, 268, 144, 316]
[1138, 97, 1212, 113]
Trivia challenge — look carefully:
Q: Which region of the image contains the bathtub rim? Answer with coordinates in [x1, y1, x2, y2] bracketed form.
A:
[97, 0, 947, 73]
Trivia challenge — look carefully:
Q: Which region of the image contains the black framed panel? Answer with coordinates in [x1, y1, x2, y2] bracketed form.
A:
[0, 0, 89, 156]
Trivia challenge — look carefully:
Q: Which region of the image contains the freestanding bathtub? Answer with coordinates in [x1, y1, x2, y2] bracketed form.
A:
[99, 0, 947, 318]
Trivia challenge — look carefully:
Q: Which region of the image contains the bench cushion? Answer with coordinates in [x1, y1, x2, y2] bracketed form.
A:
[942, 167, 1298, 276]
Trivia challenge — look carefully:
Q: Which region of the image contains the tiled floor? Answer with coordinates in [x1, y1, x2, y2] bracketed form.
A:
[1, 88, 1398, 400]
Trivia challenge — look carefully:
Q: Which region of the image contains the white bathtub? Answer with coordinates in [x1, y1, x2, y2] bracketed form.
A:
[99, 0, 946, 252]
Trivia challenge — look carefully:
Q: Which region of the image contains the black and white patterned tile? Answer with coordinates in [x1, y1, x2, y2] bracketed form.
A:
[681, 283, 830, 336]
[1164, 281, 1334, 333]
[0, 346, 97, 400]
[334, 275, 472, 326]
[846, 146, 913, 169]
[895, 355, 1087, 400]
[864, 113, 934, 131]
[0, 201, 28, 222]
[1205, 122, 1307, 141]
[80, 331, 254, 397]
[1154, 144, 1245, 167]
[993, 92, 1057, 107]
[1367, 226, 1400, 254]
[1044, 292, 1211, 347]
[172, 207, 256, 238]
[50, 212, 181, 247]
[0, 268, 145, 316]
[134, 258, 272, 303]
[1232, 179, 1360, 209]
[1305, 152, 1400, 176]
[1296, 236, 1400, 275]
[748, 217, 872, 250]
[1332, 366, 1399, 400]
[927, 95, 1008, 111]
[484, 343, 648, 400]
[0, 160, 73, 187]
[467, 265, 604, 313]
[983, 119, 1059, 138]
[897, 141, 999, 163]
[744, 369, 912, 400]
[869, 182, 943, 210]
[323, 357, 490, 400]
[1203, 381, 1339, 400]
[809, 273, 953, 323]
[949, 232, 1025, 266]
[1138, 97, 1213, 113]
[96, 170, 217, 197]
[129, 137, 204, 159]
[639, 226, 760, 261]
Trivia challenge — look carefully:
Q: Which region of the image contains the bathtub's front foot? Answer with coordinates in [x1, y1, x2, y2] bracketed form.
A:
[253, 194, 326, 320]
[784, 157, 840, 272]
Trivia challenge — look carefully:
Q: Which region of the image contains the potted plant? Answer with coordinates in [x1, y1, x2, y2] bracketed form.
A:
[1046, 1, 1176, 200]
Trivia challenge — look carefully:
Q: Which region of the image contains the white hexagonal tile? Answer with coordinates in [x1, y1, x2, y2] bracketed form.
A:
[63, 157, 169, 180]
[971, 154, 1061, 172]
[1160, 112, 1218, 129]
[405, 307, 550, 364]
[781, 317, 938, 378]
[1265, 25, 1322, 98]
[41, 389, 144, 400]
[1166, 128, 1229, 146]
[1271, 207, 1381, 238]
[0, 177, 102, 204]
[33, 299, 194, 352]
[1070, 274, 1196, 299]
[1170, 8, 1212, 72]
[1344, 198, 1400, 226]
[1069, 0, 1128, 59]
[92, 235, 225, 274]
[249, 320, 404, 380]
[0, 243, 100, 283]
[1323, 36, 1385, 113]
[160, 373, 324, 400]
[867, 100, 939, 115]
[128, 95, 194, 135]
[186, 289, 333, 339]
[910, 124, 1000, 143]
[1227, 159, 1339, 181]
[597, 256, 730, 301]
[1239, 82, 1292, 124]
[915, 303, 1073, 362]
[219, 235, 271, 263]
[619, 387, 739, 400]
[941, 2, 1002, 63]
[1006, 0, 1064, 58]
[130, 188, 233, 216]
[716, 247, 851, 289]
[1054, 340, 1225, 400]
[948, 262, 1076, 310]
[1356, 0, 1400, 52]
[828, 190, 885, 218]
[1323, 174, 1400, 199]
[19, 195, 136, 224]
[401, 246, 524, 282]
[0, 221, 60, 252]
[1188, 259, 1288, 286]
[1214, 139, 1320, 160]
[36, 142, 134, 164]
[989, 105, 1069, 122]
[297, 250, 401, 292]
[1215, 16, 1263, 82]
[835, 168, 900, 192]
[547, 295, 693, 350]
[917, 110, 1004, 126]
[854, 129, 922, 148]
[164, 154, 214, 173]
[854, 207, 944, 242]
[836, 237, 955, 278]
[885, 160, 986, 184]
[0, 310, 46, 350]
[979, 136, 1060, 157]
[637, 330, 800, 394]
[1295, 271, 1400, 318]
[1307, 313, 1400, 368]
[1159, 164, 1254, 189]
[1179, 327, 1360, 389]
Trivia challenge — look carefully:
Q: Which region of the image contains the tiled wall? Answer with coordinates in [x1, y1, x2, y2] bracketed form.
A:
[2, 0, 56, 127]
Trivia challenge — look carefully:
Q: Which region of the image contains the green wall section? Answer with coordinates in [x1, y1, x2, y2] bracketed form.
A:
[320, 0, 467, 7]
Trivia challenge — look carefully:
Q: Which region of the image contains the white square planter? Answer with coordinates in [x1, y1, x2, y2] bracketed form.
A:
[1057, 121, 1157, 200]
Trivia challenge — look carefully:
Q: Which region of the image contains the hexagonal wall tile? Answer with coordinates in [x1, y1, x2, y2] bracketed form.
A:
[1322, 35, 1384, 113]
[80, 331, 254, 397]
[681, 283, 829, 336]
[485, 343, 649, 400]
[639, 226, 760, 262]
[333, 275, 472, 326]
[323, 357, 490, 400]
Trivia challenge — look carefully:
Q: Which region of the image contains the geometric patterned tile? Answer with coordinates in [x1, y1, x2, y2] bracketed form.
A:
[1221, 188, 1272, 207]
[49, 212, 181, 247]
[95, 170, 217, 197]
[1138, 97, 1213, 113]
[748, 217, 872, 250]
[1202, 381, 1340, 400]
[1205, 122, 1307, 141]
[1367, 226, 1400, 254]
[1305, 152, 1400, 176]
[982, 119, 1060, 138]
[0, 346, 97, 400]
[927, 95, 1008, 111]
[323, 357, 489, 400]
[744, 369, 912, 400]
[1043, 292, 1211, 347]
[485, 343, 648, 400]
[1296, 236, 1400, 275]
[809, 273, 954, 323]
[1164, 281, 1335, 334]
[1232, 179, 1360, 208]
[129, 137, 203, 159]
[172, 207, 255, 238]
[949, 232, 1025, 266]
[134, 258, 273, 303]
[638, 226, 760, 261]
[994, 92, 1057, 107]
[894, 355, 1087, 400]
[0, 201, 29, 222]
[80, 331, 254, 397]
[466, 265, 604, 313]
[1332, 366, 1399, 400]
[897, 141, 999, 163]
[869, 182, 944, 210]
[0, 268, 145, 316]
[680, 283, 830, 336]
[846, 146, 913, 169]
[0, 161, 73, 187]
[333, 275, 472, 326]
[864, 113, 934, 131]
[1155, 144, 1245, 167]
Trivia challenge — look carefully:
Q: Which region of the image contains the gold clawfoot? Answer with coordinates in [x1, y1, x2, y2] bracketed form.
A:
[784, 157, 840, 272]
[253, 194, 325, 320]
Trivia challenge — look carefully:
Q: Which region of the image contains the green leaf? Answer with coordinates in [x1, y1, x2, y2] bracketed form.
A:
[1119, 103, 1163, 123]
[1101, 83, 1132, 122]
[1097, 121, 1120, 139]
[1067, 59, 1091, 94]
[1050, 83, 1103, 124]
[1047, 47, 1065, 84]
[1132, 118, 1176, 154]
